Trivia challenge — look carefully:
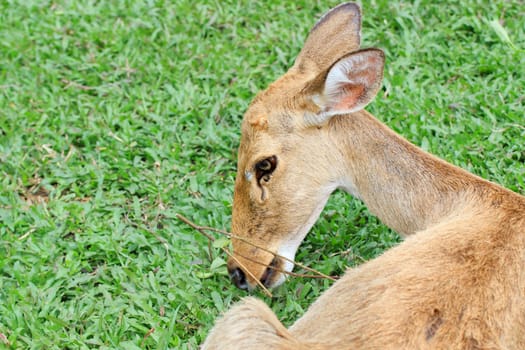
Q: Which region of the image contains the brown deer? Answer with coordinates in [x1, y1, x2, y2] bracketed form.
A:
[203, 2, 525, 348]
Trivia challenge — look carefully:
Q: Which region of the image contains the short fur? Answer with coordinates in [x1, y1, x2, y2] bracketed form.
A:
[204, 195, 525, 348]
[205, 3, 525, 349]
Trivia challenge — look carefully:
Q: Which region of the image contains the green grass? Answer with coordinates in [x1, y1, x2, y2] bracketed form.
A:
[0, 0, 523, 348]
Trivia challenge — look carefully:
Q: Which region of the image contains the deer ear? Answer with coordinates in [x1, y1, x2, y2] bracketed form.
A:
[293, 3, 361, 76]
[305, 49, 385, 126]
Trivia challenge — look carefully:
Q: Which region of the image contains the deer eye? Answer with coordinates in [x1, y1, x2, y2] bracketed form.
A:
[255, 156, 277, 183]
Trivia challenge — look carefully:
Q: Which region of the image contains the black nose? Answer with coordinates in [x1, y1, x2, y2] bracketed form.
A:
[229, 267, 248, 290]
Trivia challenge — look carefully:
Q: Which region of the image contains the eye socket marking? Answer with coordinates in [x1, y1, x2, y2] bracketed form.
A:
[255, 156, 277, 184]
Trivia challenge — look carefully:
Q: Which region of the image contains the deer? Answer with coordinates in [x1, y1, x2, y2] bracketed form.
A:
[202, 2, 525, 349]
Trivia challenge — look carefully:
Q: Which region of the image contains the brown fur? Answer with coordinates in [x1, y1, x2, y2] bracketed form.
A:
[204, 3, 525, 349]
[205, 197, 525, 348]
[202, 297, 329, 350]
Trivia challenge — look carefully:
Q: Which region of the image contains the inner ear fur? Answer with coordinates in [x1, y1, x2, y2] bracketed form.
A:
[302, 48, 385, 126]
[324, 48, 385, 111]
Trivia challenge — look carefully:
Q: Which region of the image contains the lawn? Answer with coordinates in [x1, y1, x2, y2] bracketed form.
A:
[0, 0, 523, 348]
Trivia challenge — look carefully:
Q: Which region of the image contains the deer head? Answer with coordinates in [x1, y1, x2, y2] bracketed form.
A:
[228, 3, 385, 290]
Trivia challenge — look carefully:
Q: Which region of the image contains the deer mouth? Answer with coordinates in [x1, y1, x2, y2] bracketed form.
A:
[228, 254, 285, 290]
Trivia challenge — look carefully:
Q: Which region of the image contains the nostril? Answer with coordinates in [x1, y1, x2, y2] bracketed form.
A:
[260, 266, 273, 287]
[229, 267, 248, 290]
[261, 256, 280, 287]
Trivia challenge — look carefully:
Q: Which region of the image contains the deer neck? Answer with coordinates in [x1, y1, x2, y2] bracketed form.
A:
[328, 110, 483, 236]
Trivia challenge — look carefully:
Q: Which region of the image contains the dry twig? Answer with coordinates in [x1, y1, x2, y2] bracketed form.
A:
[176, 214, 338, 296]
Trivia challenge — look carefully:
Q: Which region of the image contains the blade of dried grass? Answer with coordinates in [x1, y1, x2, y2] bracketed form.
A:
[176, 214, 338, 284]
[176, 214, 272, 297]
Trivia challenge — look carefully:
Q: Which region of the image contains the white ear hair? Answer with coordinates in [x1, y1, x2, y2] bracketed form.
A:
[305, 48, 385, 127]
[325, 54, 369, 103]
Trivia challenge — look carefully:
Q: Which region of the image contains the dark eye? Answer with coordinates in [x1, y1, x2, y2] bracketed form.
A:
[255, 156, 277, 183]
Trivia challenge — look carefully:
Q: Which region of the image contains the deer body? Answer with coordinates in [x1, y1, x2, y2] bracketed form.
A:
[203, 2, 525, 348]
[204, 193, 525, 348]
[288, 197, 525, 348]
